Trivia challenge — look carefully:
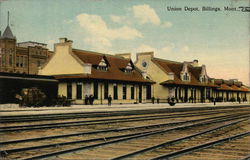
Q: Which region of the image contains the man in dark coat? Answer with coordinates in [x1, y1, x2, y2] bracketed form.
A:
[89, 95, 94, 105]
[108, 95, 112, 106]
[84, 95, 89, 105]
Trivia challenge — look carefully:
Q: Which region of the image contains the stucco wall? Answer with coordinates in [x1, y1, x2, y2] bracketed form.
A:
[58, 81, 149, 104]
[135, 52, 169, 100]
[39, 42, 83, 75]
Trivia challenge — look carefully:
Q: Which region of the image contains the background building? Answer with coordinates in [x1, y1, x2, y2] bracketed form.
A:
[0, 24, 53, 74]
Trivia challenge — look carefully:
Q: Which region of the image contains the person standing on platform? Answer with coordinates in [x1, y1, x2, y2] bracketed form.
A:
[108, 95, 112, 106]
[151, 96, 155, 104]
[85, 95, 89, 105]
[89, 95, 94, 105]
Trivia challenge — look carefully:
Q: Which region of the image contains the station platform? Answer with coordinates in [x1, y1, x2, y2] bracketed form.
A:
[0, 102, 249, 116]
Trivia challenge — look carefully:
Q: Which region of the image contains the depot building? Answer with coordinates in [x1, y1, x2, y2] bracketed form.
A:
[39, 38, 154, 104]
[40, 38, 250, 105]
[134, 52, 250, 103]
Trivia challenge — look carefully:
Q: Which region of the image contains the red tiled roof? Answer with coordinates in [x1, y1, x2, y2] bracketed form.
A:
[54, 49, 154, 83]
[231, 85, 242, 91]
[152, 58, 215, 87]
[214, 79, 223, 85]
[216, 84, 249, 92]
[160, 80, 218, 88]
[214, 79, 249, 92]
[240, 86, 250, 92]
[217, 84, 233, 91]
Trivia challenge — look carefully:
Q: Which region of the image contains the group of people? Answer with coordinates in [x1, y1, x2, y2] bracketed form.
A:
[84, 95, 95, 105]
[84, 94, 113, 106]
[151, 96, 160, 104]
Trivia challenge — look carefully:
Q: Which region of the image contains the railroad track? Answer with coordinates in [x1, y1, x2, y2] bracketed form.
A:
[112, 119, 250, 160]
[54, 118, 250, 160]
[1, 112, 249, 160]
[3, 110, 249, 146]
[1, 106, 249, 159]
[172, 132, 250, 160]
[1, 105, 249, 123]
[1, 108, 249, 133]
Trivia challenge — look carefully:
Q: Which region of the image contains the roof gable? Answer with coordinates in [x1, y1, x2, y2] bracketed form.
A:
[152, 57, 216, 87]
[69, 49, 152, 83]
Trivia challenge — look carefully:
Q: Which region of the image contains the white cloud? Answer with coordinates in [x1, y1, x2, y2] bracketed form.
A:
[63, 19, 74, 24]
[84, 37, 112, 48]
[162, 21, 173, 28]
[181, 45, 190, 52]
[135, 43, 175, 54]
[135, 44, 157, 53]
[132, 4, 161, 25]
[110, 15, 122, 23]
[160, 46, 173, 53]
[76, 13, 142, 48]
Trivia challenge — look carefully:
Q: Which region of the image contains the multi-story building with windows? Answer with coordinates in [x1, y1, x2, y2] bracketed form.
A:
[39, 38, 154, 104]
[135, 52, 249, 103]
[0, 24, 53, 74]
[39, 38, 249, 104]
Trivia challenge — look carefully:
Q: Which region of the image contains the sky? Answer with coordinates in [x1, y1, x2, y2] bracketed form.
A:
[0, 0, 249, 85]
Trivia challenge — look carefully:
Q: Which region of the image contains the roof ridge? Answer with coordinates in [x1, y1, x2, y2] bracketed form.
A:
[16, 46, 27, 49]
[153, 57, 182, 64]
[72, 48, 105, 55]
[72, 48, 131, 61]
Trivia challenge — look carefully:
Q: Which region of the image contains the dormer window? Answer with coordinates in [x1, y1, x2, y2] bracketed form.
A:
[180, 62, 191, 81]
[97, 58, 108, 71]
[183, 72, 190, 81]
[200, 65, 208, 83]
[200, 75, 207, 83]
[124, 62, 133, 73]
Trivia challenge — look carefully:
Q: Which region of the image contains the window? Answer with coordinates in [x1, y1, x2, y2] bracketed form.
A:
[9, 54, 12, 66]
[67, 83, 72, 99]
[131, 86, 135, 99]
[97, 58, 108, 71]
[37, 60, 41, 67]
[125, 62, 133, 73]
[16, 56, 19, 67]
[183, 72, 190, 81]
[94, 82, 98, 99]
[113, 83, 118, 100]
[76, 82, 82, 99]
[146, 85, 151, 99]
[179, 88, 182, 99]
[20, 56, 24, 67]
[200, 75, 207, 82]
[24, 57, 28, 68]
[123, 84, 127, 99]
[104, 82, 109, 99]
[2, 54, 5, 66]
[206, 88, 210, 99]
